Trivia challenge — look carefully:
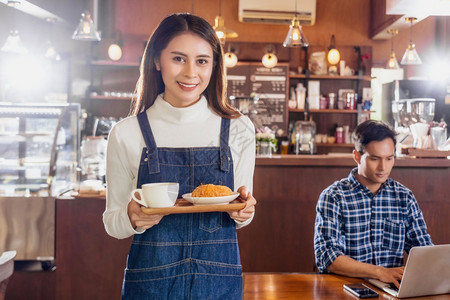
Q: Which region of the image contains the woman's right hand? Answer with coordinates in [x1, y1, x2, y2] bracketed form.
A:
[127, 199, 165, 230]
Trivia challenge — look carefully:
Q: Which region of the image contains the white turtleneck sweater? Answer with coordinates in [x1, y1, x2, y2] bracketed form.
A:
[103, 95, 256, 239]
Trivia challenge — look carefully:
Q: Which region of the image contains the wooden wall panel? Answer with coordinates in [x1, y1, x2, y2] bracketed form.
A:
[237, 163, 450, 272]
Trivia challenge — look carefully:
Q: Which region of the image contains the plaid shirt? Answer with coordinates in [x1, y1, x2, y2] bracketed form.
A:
[314, 168, 433, 272]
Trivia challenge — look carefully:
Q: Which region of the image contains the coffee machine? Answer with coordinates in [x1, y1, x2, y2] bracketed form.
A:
[293, 120, 316, 154]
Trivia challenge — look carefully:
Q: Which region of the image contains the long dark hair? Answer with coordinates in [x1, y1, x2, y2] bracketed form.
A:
[129, 13, 239, 118]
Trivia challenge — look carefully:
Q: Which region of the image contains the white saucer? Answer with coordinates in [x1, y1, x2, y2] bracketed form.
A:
[182, 192, 240, 206]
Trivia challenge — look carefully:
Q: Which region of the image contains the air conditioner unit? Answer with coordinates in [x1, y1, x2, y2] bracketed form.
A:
[239, 0, 316, 26]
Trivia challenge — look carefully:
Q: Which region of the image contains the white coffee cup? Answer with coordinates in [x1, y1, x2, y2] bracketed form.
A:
[131, 182, 179, 208]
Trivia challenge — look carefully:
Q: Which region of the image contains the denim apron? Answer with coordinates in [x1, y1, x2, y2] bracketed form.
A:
[122, 111, 242, 299]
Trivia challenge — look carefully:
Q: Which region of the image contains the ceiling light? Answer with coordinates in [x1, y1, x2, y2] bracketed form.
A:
[386, 29, 400, 69]
[224, 52, 238, 68]
[7, 0, 21, 7]
[262, 45, 278, 69]
[401, 17, 422, 65]
[327, 35, 340, 65]
[44, 18, 60, 60]
[224, 43, 238, 68]
[213, 16, 238, 45]
[45, 41, 61, 60]
[283, 0, 308, 47]
[1, 30, 27, 54]
[107, 30, 123, 61]
[213, 0, 238, 44]
[72, 10, 101, 41]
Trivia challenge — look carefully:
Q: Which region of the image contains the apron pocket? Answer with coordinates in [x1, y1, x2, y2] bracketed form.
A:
[199, 212, 223, 233]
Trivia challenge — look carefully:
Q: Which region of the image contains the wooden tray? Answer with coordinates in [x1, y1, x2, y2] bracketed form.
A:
[71, 191, 106, 199]
[141, 199, 245, 215]
[407, 148, 450, 158]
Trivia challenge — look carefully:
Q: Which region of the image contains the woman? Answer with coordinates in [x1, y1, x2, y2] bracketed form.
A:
[103, 13, 256, 299]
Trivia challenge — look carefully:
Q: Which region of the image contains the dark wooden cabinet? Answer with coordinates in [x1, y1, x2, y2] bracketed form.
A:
[55, 197, 132, 300]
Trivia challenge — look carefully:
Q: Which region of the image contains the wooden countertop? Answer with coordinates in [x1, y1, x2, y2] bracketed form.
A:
[243, 273, 450, 299]
[256, 154, 450, 168]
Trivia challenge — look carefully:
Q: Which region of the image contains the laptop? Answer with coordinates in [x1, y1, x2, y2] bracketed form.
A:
[366, 244, 450, 298]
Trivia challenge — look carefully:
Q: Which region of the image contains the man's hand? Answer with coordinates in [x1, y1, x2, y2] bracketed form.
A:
[375, 266, 404, 288]
[328, 255, 405, 288]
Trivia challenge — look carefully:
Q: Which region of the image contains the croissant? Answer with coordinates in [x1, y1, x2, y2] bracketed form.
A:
[191, 184, 233, 197]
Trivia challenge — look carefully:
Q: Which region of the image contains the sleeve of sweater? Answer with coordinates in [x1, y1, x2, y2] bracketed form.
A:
[230, 115, 256, 229]
[103, 118, 144, 239]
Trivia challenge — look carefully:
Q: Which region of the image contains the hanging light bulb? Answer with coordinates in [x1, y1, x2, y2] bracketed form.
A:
[401, 17, 422, 65]
[45, 41, 61, 61]
[386, 29, 400, 69]
[262, 45, 278, 69]
[213, 0, 238, 44]
[108, 30, 123, 61]
[44, 18, 60, 61]
[1, 30, 27, 54]
[224, 43, 238, 68]
[1, 1, 27, 54]
[327, 35, 340, 65]
[224, 52, 238, 68]
[72, 10, 101, 41]
[262, 52, 278, 68]
[283, 0, 308, 47]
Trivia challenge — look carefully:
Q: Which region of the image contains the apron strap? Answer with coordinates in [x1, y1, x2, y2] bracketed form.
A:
[219, 118, 232, 172]
[137, 112, 160, 174]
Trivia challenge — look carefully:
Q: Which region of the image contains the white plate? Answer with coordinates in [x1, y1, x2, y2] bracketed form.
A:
[182, 192, 240, 206]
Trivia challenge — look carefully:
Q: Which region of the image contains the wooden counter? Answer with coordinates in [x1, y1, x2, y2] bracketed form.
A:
[236, 154, 450, 272]
[5, 155, 449, 299]
[243, 273, 450, 299]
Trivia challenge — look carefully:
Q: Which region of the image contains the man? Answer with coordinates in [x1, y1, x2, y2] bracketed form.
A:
[314, 120, 432, 288]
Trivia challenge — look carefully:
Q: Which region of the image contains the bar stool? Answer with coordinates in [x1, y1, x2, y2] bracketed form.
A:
[0, 251, 17, 300]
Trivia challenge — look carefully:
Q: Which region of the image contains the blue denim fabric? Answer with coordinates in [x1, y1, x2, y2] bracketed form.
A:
[122, 112, 242, 299]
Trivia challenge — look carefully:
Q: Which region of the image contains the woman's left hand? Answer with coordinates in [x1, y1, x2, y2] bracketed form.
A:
[228, 186, 256, 222]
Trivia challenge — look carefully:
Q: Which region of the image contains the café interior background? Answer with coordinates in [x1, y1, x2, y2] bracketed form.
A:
[0, 0, 449, 113]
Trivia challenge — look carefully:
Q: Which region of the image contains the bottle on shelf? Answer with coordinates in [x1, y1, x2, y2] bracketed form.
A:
[335, 126, 344, 144]
[296, 83, 306, 109]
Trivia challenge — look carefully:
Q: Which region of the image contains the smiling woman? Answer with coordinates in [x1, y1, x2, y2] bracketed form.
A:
[103, 13, 256, 300]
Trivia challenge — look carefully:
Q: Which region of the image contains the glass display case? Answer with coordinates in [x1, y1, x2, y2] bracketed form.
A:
[0, 103, 80, 262]
[0, 103, 80, 197]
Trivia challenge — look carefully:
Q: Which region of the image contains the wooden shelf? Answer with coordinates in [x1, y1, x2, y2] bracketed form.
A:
[316, 143, 354, 148]
[89, 95, 133, 101]
[89, 60, 139, 68]
[289, 108, 358, 113]
[289, 74, 373, 82]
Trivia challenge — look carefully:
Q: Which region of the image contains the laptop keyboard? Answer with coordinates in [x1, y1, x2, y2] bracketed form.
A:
[387, 281, 401, 292]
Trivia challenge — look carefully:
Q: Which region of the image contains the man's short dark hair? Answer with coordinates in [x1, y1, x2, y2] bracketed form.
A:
[352, 120, 397, 153]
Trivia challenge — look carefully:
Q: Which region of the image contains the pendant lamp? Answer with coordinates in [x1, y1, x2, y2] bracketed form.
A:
[386, 29, 400, 69]
[224, 51, 238, 68]
[224, 44, 238, 68]
[72, 10, 101, 41]
[1, 30, 27, 54]
[213, 0, 238, 44]
[283, 0, 308, 47]
[327, 35, 340, 65]
[44, 18, 61, 60]
[262, 45, 278, 69]
[1, 1, 27, 54]
[400, 17, 422, 65]
[108, 30, 123, 61]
